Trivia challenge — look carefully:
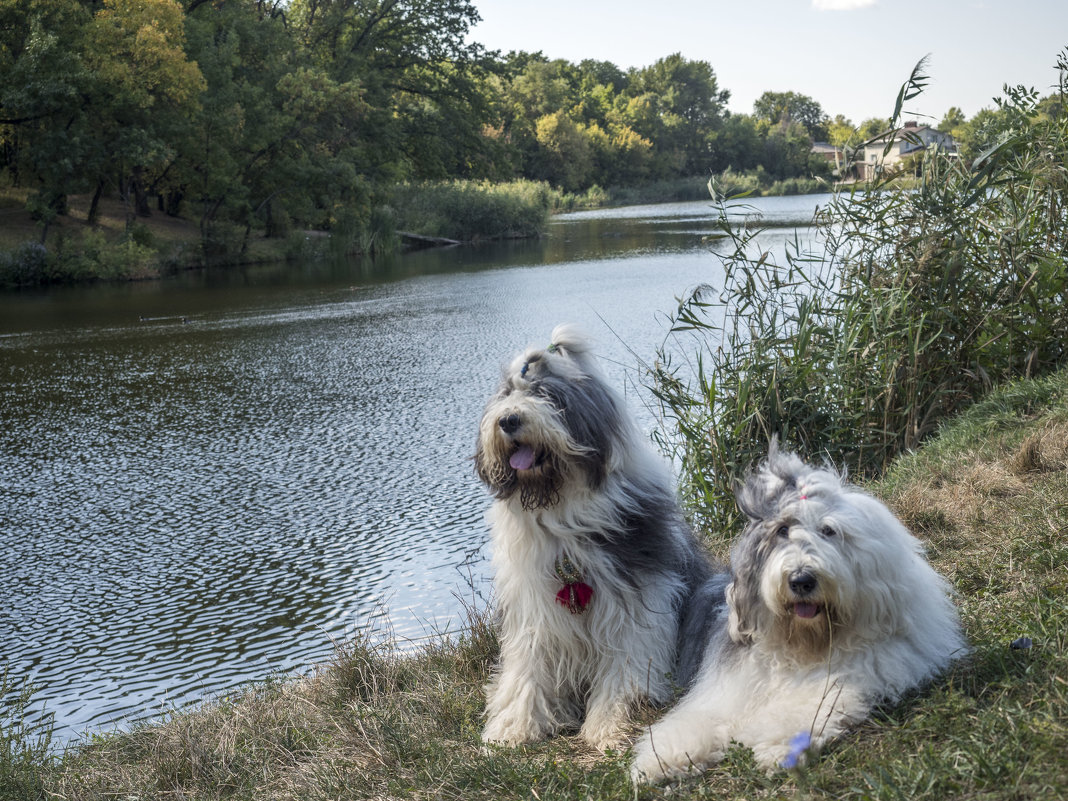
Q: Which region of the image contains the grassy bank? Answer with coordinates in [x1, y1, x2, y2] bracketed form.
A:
[0, 179, 562, 287]
[3, 368, 1065, 801]
[1, 170, 842, 287]
[389, 179, 555, 241]
[0, 188, 310, 287]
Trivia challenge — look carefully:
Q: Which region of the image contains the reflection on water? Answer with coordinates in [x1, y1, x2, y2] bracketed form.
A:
[0, 195, 828, 740]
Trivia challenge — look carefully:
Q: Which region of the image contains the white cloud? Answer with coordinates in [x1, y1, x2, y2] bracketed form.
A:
[813, 0, 877, 10]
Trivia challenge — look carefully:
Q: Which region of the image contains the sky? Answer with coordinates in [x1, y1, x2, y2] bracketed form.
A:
[467, 1, 1068, 127]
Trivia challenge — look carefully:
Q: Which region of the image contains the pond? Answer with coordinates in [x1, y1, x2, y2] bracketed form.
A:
[0, 193, 830, 740]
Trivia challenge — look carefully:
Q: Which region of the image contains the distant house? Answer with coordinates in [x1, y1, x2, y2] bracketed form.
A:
[811, 122, 958, 181]
[811, 141, 844, 169]
[858, 121, 957, 179]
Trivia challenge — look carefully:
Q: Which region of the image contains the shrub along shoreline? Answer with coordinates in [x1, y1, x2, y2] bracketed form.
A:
[0, 171, 838, 288]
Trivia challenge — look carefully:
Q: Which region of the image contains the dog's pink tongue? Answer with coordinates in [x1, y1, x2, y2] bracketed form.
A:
[794, 602, 820, 619]
[509, 445, 536, 471]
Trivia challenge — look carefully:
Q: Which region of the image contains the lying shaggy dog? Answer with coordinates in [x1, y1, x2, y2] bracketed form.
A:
[632, 442, 967, 781]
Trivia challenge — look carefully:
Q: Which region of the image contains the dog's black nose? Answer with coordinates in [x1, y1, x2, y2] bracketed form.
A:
[789, 570, 818, 596]
[498, 414, 521, 434]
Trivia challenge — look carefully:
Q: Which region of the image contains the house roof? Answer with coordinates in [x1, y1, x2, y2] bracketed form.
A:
[868, 123, 946, 144]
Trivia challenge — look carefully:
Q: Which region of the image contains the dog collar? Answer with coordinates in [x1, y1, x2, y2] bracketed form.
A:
[554, 555, 593, 614]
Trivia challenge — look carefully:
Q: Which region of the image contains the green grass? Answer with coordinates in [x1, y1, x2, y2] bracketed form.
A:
[2, 369, 1064, 800]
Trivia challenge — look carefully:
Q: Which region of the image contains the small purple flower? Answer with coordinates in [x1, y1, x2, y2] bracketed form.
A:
[780, 730, 812, 769]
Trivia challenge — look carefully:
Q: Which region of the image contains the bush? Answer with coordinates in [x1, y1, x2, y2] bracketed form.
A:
[651, 54, 1068, 536]
[391, 179, 553, 241]
[0, 242, 49, 286]
[125, 223, 156, 249]
[96, 239, 158, 280]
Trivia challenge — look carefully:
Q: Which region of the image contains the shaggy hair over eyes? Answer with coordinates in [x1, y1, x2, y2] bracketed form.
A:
[632, 440, 968, 782]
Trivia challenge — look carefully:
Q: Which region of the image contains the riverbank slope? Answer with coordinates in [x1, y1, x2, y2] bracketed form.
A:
[8, 368, 1066, 801]
[0, 174, 840, 288]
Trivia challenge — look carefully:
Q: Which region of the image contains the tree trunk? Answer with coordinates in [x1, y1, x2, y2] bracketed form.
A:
[132, 167, 151, 217]
[87, 180, 105, 225]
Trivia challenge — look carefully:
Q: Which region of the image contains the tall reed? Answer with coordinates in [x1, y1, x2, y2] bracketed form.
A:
[651, 53, 1068, 537]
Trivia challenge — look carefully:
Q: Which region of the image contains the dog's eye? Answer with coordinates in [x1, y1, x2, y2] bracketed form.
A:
[776, 525, 790, 539]
[820, 525, 837, 538]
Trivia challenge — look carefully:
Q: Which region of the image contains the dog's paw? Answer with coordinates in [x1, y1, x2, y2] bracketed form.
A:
[753, 732, 821, 772]
[752, 742, 794, 771]
[629, 728, 719, 784]
[481, 716, 549, 747]
[579, 719, 628, 752]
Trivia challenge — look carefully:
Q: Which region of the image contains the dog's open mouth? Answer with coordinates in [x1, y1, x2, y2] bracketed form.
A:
[792, 602, 822, 619]
[509, 444, 540, 472]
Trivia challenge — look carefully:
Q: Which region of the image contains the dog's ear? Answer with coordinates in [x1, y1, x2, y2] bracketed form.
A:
[734, 471, 778, 522]
[725, 525, 768, 645]
[725, 579, 756, 645]
[733, 477, 762, 521]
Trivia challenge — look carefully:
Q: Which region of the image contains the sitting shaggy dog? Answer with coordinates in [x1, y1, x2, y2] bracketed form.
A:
[632, 442, 967, 781]
[475, 325, 713, 750]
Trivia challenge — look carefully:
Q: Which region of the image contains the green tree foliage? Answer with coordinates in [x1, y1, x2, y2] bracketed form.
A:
[0, 0, 94, 228]
[939, 106, 967, 139]
[290, 0, 493, 181]
[856, 116, 888, 140]
[627, 53, 731, 175]
[85, 0, 206, 219]
[179, 0, 374, 251]
[532, 110, 592, 191]
[3, 3, 1035, 254]
[827, 114, 857, 147]
[753, 90, 828, 140]
[761, 119, 831, 180]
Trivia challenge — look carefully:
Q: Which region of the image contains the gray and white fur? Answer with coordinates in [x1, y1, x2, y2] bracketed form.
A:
[632, 440, 968, 781]
[476, 324, 713, 750]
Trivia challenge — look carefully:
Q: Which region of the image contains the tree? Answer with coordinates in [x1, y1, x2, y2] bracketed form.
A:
[856, 117, 887, 140]
[708, 113, 762, 173]
[0, 0, 204, 234]
[531, 110, 591, 191]
[290, 0, 495, 181]
[761, 119, 817, 180]
[953, 107, 1009, 160]
[180, 0, 375, 251]
[827, 114, 856, 148]
[84, 0, 206, 220]
[0, 0, 93, 231]
[620, 54, 731, 177]
[939, 106, 967, 136]
[753, 91, 828, 140]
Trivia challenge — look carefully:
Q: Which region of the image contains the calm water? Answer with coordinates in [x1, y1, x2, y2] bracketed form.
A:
[0, 194, 828, 740]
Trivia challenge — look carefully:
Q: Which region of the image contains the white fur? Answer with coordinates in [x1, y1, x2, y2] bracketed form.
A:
[482, 496, 683, 749]
[631, 444, 968, 781]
